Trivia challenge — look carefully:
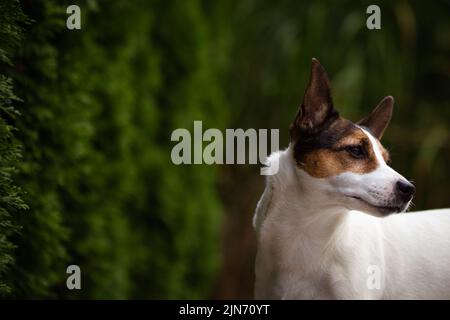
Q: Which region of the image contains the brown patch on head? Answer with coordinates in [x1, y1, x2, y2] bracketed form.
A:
[334, 129, 368, 149]
[293, 117, 384, 178]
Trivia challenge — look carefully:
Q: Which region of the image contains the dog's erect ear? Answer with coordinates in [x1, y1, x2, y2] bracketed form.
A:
[357, 96, 394, 140]
[290, 58, 338, 140]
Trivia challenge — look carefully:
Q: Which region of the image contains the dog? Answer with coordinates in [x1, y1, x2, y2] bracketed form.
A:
[253, 58, 450, 299]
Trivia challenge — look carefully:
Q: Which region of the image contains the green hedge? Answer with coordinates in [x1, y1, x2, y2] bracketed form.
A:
[0, 0, 227, 298]
[0, 0, 28, 296]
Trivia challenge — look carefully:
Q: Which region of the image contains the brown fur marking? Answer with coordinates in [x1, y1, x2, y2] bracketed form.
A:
[294, 118, 389, 178]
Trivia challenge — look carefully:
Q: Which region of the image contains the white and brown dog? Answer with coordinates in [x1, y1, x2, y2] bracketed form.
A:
[253, 58, 450, 299]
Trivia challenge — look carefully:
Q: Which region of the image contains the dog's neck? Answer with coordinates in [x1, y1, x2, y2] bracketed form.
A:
[254, 147, 354, 298]
[258, 145, 350, 228]
[256, 145, 352, 257]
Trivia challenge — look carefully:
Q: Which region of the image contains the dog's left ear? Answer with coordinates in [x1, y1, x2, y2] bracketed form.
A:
[290, 58, 338, 141]
[357, 96, 394, 140]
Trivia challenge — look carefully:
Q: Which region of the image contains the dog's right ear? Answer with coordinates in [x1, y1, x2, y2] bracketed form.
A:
[290, 58, 338, 141]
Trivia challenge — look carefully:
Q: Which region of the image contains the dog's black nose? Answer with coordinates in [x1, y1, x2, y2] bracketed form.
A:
[396, 180, 415, 200]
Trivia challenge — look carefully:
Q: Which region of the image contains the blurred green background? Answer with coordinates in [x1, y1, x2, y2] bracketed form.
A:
[0, 0, 449, 299]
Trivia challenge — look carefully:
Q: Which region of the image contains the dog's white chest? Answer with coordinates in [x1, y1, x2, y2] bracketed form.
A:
[254, 197, 450, 299]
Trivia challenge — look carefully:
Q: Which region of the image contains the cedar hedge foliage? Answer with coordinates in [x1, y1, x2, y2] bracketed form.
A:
[0, 0, 28, 296]
[0, 0, 227, 298]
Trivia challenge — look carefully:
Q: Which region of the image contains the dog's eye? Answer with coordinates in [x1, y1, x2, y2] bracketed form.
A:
[345, 145, 366, 159]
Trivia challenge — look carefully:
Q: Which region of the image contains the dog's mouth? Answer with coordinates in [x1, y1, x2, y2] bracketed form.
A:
[347, 195, 404, 215]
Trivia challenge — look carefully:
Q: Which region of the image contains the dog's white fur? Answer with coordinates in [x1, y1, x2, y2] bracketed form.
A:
[253, 128, 450, 299]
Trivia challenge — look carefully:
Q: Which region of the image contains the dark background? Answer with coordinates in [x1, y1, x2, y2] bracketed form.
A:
[0, 0, 449, 299]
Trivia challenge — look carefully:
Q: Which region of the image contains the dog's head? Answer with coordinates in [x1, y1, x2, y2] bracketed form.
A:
[289, 59, 415, 216]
